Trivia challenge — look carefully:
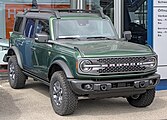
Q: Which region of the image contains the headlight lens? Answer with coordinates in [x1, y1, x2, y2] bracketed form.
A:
[79, 60, 92, 72]
[142, 57, 157, 69]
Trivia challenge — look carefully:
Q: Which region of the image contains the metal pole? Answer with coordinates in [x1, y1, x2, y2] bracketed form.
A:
[70, 0, 86, 10]
[76, 0, 86, 10]
[88, 0, 92, 10]
[114, 0, 124, 38]
[32, 0, 38, 9]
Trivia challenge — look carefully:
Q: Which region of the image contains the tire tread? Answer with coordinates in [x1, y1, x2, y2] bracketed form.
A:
[127, 88, 155, 107]
[50, 71, 78, 116]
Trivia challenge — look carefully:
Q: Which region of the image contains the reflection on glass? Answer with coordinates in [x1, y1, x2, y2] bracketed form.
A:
[56, 19, 117, 39]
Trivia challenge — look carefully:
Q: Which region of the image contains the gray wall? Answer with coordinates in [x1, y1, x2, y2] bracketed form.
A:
[0, 2, 5, 39]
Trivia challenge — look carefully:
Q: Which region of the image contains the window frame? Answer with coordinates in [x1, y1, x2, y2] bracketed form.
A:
[23, 17, 37, 39]
[13, 16, 25, 34]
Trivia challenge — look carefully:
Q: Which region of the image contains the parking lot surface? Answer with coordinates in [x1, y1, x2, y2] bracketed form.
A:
[0, 79, 167, 120]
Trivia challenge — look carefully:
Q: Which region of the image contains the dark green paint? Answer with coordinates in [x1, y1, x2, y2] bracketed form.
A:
[9, 11, 157, 80]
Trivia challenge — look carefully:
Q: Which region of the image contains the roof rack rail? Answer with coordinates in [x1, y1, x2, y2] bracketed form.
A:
[57, 9, 106, 19]
[24, 9, 61, 19]
[24, 8, 105, 19]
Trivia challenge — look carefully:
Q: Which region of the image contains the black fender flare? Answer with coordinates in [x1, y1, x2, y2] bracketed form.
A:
[7, 46, 23, 69]
[49, 60, 74, 79]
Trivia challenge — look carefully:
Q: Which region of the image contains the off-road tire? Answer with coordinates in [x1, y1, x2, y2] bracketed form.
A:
[127, 88, 155, 107]
[50, 71, 78, 116]
[8, 56, 26, 89]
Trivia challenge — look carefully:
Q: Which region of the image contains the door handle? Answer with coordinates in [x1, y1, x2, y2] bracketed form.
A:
[17, 41, 24, 46]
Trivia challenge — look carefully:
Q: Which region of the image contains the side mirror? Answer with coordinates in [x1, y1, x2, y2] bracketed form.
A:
[35, 33, 48, 43]
[123, 31, 132, 41]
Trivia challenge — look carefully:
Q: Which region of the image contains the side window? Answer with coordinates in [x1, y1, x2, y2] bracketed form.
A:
[14, 17, 23, 32]
[24, 18, 36, 38]
[35, 19, 50, 37]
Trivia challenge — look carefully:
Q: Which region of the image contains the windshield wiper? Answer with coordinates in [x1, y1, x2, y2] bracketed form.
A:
[57, 37, 81, 41]
[86, 36, 115, 40]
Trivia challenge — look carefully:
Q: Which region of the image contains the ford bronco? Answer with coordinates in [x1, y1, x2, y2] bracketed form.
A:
[4, 9, 160, 116]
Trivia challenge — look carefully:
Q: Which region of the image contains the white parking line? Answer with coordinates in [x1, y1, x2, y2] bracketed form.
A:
[0, 85, 3, 88]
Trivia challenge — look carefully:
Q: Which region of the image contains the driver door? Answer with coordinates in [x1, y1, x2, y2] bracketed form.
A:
[31, 19, 50, 80]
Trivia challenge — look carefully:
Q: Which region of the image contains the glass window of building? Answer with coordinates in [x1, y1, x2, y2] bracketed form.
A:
[124, 0, 147, 44]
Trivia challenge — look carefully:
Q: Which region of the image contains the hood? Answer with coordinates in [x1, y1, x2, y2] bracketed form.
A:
[59, 40, 153, 57]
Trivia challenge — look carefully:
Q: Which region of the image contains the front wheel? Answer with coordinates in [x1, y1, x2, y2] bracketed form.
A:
[50, 71, 78, 116]
[127, 88, 155, 107]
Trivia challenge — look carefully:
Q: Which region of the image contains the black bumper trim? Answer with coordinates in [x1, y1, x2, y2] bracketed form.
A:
[68, 73, 160, 97]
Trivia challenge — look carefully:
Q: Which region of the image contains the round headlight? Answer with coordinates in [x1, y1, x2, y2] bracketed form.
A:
[149, 57, 157, 68]
[143, 57, 157, 68]
[79, 60, 92, 73]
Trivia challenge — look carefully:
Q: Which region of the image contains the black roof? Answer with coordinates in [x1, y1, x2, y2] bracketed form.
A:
[17, 9, 105, 19]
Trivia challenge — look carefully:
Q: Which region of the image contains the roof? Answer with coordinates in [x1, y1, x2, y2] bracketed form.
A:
[17, 9, 105, 20]
[59, 12, 101, 18]
[25, 12, 53, 19]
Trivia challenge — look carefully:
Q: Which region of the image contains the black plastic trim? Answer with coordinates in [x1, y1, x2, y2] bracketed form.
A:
[50, 60, 74, 78]
[6, 46, 23, 69]
[23, 71, 50, 86]
[68, 73, 160, 97]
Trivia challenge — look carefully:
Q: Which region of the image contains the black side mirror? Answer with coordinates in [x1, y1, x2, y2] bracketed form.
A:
[35, 33, 48, 43]
[123, 31, 132, 41]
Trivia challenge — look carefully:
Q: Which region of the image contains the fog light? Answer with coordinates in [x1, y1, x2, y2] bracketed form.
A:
[83, 84, 93, 90]
[100, 84, 107, 91]
[139, 81, 146, 88]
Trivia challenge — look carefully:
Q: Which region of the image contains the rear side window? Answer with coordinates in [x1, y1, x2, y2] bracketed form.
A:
[14, 17, 23, 32]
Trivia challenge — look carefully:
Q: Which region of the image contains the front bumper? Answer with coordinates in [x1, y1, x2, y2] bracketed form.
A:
[68, 74, 160, 98]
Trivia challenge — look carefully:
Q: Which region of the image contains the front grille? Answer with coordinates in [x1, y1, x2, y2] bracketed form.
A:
[97, 57, 147, 74]
[97, 65, 146, 73]
[97, 57, 147, 64]
[78, 55, 157, 75]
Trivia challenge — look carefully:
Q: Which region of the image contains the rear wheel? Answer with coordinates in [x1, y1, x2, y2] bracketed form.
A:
[50, 71, 78, 116]
[8, 56, 26, 89]
[127, 88, 155, 107]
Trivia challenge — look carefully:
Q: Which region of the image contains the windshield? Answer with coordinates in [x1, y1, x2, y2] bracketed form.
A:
[55, 19, 118, 39]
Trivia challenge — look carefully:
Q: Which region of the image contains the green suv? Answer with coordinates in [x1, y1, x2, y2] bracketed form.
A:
[4, 9, 160, 116]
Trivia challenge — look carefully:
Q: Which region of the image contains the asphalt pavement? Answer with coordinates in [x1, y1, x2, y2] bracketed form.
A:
[0, 79, 167, 120]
